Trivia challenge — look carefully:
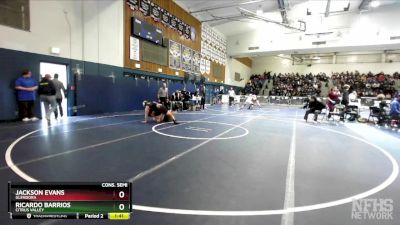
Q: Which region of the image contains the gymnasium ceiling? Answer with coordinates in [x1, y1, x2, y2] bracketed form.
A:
[175, 0, 400, 37]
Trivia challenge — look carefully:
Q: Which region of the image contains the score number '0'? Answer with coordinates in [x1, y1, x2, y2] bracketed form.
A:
[118, 191, 126, 211]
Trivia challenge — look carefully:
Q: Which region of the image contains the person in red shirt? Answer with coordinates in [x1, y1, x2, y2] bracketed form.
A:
[378, 73, 385, 82]
[326, 86, 340, 119]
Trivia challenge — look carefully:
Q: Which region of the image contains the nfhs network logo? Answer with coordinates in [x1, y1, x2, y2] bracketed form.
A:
[351, 198, 393, 220]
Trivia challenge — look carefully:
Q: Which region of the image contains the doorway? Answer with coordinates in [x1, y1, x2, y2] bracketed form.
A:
[39, 62, 68, 119]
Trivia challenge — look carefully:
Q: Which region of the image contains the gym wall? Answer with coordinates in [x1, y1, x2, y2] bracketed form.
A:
[0, 0, 237, 121]
[123, 0, 226, 83]
[225, 58, 252, 87]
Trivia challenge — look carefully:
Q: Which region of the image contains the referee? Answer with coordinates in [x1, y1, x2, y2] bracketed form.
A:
[158, 82, 168, 108]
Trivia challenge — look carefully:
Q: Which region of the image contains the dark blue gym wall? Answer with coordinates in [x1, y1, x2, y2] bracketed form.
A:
[0, 48, 242, 121]
[0, 48, 78, 121]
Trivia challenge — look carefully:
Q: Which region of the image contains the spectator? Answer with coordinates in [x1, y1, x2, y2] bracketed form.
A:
[304, 96, 325, 122]
[228, 87, 235, 106]
[341, 84, 350, 106]
[339, 84, 350, 121]
[15, 69, 38, 122]
[327, 87, 340, 119]
[389, 94, 400, 119]
[38, 74, 57, 126]
[52, 73, 67, 119]
[377, 94, 389, 125]
[349, 90, 357, 101]
[212, 88, 219, 105]
[199, 85, 206, 110]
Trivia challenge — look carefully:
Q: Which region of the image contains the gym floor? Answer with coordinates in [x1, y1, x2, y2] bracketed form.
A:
[0, 105, 399, 225]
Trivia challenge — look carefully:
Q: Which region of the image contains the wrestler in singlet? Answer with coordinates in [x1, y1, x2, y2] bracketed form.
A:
[148, 102, 169, 122]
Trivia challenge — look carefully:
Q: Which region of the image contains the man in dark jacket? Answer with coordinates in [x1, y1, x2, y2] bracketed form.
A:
[304, 96, 325, 122]
[339, 84, 350, 121]
[38, 74, 57, 125]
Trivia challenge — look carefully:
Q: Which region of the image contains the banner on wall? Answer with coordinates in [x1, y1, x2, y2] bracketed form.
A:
[161, 9, 170, 26]
[169, 40, 181, 70]
[150, 2, 160, 21]
[130, 36, 140, 61]
[192, 51, 201, 74]
[205, 60, 211, 75]
[127, 0, 139, 10]
[204, 44, 209, 59]
[128, 0, 195, 40]
[170, 16, 178, 30]
[184, 24, 191, 39]
[200, 58, 206, 74]
[139, 0, 150, 16]
[177, 19, 184, 35]
[181, 46, 192, 72]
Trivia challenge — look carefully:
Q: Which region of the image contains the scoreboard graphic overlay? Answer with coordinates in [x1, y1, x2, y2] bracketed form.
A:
[8, 182, 132, 220]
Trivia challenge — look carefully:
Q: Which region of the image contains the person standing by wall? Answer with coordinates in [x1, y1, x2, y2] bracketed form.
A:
[199, 84, 206, 110]
[228, 87, 235, 107]
[38, 74, 57, 126]
[390, 93, 400, 120]
[212, 88, 218, 105]
[15, 69, 39, 122]
[52, 73, 67, 119]
[339, 84, 350, 121]
[158, 82, 168, 108]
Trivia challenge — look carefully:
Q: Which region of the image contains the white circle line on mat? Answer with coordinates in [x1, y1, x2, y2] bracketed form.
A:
[4, 115, 399, 216]
[152, 121, 249, 140]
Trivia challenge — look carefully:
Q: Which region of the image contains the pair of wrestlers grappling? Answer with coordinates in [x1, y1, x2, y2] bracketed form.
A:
[142, 101, 179, 124]
[142, 94, 262, 125]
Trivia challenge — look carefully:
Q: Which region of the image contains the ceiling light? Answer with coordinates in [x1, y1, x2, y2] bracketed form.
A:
[370, 0, 380, 8]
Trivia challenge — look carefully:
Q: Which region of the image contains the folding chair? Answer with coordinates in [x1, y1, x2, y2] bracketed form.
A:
[345, 105, 359, 122]
[315, 108, 328, 122]
[284, 96, 290, 105]
[368, 106, 381, 123]
[389, 116, 400, 129]
[329, 104, 345, 122]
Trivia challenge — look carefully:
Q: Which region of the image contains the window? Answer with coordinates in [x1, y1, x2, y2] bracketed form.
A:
[0, 0, 30, 31]
[234, 72, 241, 81]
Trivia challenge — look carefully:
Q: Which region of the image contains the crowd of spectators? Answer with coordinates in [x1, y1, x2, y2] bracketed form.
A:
[268, 73, 329, 97]
[331, 71, 399, 98]
[263, 71, 399, 98]
[243, 74, 266, 95]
